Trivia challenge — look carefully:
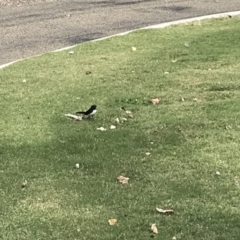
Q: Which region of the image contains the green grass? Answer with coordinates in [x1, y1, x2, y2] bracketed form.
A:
[1, 17, 240, 239]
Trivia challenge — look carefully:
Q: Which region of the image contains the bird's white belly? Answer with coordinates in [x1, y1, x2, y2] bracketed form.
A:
[89, 109, 97, 115]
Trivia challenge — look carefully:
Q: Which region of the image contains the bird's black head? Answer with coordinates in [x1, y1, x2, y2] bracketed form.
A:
[91, 105, 97, 109]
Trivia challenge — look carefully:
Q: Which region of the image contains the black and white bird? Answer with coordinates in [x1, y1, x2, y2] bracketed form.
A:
[76, 105, 97, 118]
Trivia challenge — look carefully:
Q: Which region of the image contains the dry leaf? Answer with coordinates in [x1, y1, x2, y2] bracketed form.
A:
[117, 175, 129, 184]
[193, 98, 201, 102]
[132, 47, 137, 51]
[156, 207, 174, 214]
[121, 107, 133, 118]
[21, 180, 27, 188]
[115, 118, 120, 124]
[108, 219, 117, 225]
[97, 127, 107, 131]
[151, 98, 160, 105]
[125, 110, 133, 118]
[65, 114, 82, 121]
[151, 224, 158, 234]
[145, 152, 151, 156]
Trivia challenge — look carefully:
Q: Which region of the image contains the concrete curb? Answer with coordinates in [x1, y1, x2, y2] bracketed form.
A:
[1, 10, 240, 70]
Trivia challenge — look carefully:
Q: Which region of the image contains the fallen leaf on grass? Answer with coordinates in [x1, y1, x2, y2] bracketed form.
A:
[108, 219, 117, 225]
[117, 175, 129, 184]
[97, 127, 107, 131]
[193, 98, 201, 102]
[125, 110, 132, 115]
[121, 107, 133, 118]
[132, 47, 137, 51]
[65, 114, 82, 121]
[156, 208, 174, 214]
[115, 118, 120, 124]
[151, 224, 158, 234]
[124, 111, 133, 118]
[121, 117, 128, 122]
[21, 180, 27, 188]
[115, 117, 128, 124]
[151, 98, 160, 105]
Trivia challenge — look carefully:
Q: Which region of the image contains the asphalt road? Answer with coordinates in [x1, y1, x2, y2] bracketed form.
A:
[1, 0, 240, 65]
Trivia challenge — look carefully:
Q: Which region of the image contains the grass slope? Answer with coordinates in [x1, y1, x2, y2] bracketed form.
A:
[1, 17, 240, 240]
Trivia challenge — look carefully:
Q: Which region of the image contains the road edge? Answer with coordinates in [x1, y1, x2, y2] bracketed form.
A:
[1, 10, 240, 69]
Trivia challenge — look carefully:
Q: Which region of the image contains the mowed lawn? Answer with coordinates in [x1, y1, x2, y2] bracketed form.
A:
[1, 17, 240, 239]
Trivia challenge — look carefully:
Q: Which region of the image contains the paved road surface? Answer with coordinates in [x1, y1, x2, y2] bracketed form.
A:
[1, 0, 240, 65]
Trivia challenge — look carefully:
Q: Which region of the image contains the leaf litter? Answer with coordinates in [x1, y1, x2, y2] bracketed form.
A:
[151, 98, 160, 105]
[156, 207, 174, 214]
[108, 219, 117, 225]
[150, 223, 158, 234]
[65, 114, 82, 121]
[97, 127, 107, 131]
[21, 180, 27, 189]
[117, 175, 129, 184]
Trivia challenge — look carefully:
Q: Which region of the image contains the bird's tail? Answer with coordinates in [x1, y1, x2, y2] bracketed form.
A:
[76, 111, 85, 114]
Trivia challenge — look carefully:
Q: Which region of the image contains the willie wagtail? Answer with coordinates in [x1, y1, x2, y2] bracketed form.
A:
[76, 105, 97, 118]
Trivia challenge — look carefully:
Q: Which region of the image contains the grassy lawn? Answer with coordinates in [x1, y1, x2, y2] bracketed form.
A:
[1, 17, 240, 239]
